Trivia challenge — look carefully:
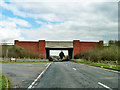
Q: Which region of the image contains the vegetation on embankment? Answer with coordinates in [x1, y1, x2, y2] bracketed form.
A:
[70, 60, 120, 70]
[0, 60, 51, 64]
[0, 73, 11, 89]
[74, 45, 119, 65]
[1, 45, 39, 59]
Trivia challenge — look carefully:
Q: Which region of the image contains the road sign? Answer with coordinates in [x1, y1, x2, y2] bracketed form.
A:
[6, 49, 8, 53]
[6, 49, 8, 58]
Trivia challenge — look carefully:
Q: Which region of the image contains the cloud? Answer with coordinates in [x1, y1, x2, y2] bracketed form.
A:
[0, 17, 32, 43]
[7, 18, 32, 27]
[1, 17, 31, 28]
[0, 0, 118, 43]
[0, 27, 24, 43]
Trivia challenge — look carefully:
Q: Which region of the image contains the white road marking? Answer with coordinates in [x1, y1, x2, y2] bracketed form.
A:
[98, 82, 113, 90]
[28, 63, 52, 89]
[73, 68, 76, 70]
[100, 68, 120, 73]
[72, 62, 120, 73]
[84, 64, 120, 73]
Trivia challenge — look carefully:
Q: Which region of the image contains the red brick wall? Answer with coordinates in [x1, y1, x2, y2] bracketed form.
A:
[73, 40, 103, 56]
[15, 40, 39, 54]
[73, 40, 80, 56]
[15, 40, 103, 59]
[14, 40, 46, 59]
[39, 40, 46, 59]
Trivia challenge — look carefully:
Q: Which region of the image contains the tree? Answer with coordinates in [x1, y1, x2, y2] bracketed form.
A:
[59, 51, 65, 59]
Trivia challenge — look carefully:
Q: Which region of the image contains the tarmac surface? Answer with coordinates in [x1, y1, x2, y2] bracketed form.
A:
[35, 62, 119, 89]
[1, 62, 119, 89]
[2, 63, 48, 88]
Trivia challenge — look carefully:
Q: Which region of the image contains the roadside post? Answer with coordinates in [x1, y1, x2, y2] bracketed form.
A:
[6, 49, 8, 60]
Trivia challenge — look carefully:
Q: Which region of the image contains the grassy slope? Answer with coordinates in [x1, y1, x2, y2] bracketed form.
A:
[70, 60, 120, 70]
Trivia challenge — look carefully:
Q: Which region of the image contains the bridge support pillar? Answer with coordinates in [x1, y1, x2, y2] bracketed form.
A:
[39, 40, 46, 59]
[73, 40, 80, 58]
[68, 49, 73, 59]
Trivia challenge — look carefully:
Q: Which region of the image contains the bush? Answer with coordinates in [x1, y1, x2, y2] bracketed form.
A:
[75, 45, 119, 63]
[1, 45, 39, 59]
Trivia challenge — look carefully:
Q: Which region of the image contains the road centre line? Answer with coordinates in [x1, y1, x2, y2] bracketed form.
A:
[98, 82, 113, 90]
[73, 68, 76, 70]
[28, 63, 52, 89]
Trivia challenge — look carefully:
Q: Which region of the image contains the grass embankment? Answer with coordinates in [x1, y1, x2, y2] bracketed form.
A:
[0, 73, 11, 89]
[73, 45, 120, 71]
[74, 45, 119, 63]
[0, 60, 52, 64]
[70, 60, 120, 71]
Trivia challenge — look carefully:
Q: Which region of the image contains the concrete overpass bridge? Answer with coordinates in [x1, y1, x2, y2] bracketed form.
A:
[15, 40, 103, 59]
[46, 41, 73, 59]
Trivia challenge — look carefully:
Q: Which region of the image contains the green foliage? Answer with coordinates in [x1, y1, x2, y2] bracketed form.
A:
[2, 45, 39, 59]
[0, 73, 7, 89]
[75, 45, 119, 64]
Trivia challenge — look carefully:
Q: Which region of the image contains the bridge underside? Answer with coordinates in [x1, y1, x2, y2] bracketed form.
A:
[46, 48, 73, 59]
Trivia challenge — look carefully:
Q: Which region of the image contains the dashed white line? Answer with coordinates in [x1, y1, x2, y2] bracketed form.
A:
[98, 82, 113, 90]
[28, 63, 52, 89]
[72, 62, 120, 73]
[73, 68, 76, 70]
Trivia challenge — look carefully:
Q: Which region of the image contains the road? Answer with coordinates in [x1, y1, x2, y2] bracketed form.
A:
[2, 63, 49, 88]
[33, 62, 119, 89]
[1, 62, 119, 89]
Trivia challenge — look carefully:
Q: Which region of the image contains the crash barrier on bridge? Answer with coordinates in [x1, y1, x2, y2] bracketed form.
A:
[0, 58, 48, 61]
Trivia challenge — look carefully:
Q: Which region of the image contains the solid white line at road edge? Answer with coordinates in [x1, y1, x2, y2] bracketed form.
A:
[98, 82, 113, 90]
[28, 63, 52, 89]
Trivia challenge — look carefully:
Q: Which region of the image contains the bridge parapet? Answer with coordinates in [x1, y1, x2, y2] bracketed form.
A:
[45, 41, 73, 48]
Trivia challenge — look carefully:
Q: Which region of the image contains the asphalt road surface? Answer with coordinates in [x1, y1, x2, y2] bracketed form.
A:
[34, 62, 119, 89]
[1, 62, 119, 89]
[1, 63, 49, 88]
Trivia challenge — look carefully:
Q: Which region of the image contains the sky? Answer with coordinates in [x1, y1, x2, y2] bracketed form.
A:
[0, 0, 118, 44]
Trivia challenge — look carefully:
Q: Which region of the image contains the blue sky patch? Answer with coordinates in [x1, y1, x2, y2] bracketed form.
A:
[1, 6, 63, 29]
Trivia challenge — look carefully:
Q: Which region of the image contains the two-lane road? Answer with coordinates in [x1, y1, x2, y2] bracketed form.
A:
[32, 62, 119, 89]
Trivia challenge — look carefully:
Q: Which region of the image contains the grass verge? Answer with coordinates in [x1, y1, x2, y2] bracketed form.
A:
[0, 60, 52, 64]
[0, 73, 11, 89]
[70, 60, 120, 71]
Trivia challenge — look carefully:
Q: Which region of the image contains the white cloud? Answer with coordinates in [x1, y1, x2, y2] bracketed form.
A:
[36, 20, 45, 24]
[1, 17, 31, 28]
[0, 17, 31, 43]
[0, 0, 118, 43]
[8, 18, 32, 27]
[0, 27, 24, 43]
